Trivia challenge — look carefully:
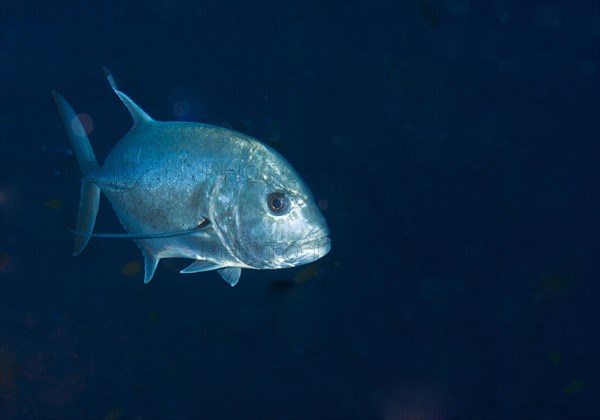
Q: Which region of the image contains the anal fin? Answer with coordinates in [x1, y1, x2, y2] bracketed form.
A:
[143, 251, 160, 284]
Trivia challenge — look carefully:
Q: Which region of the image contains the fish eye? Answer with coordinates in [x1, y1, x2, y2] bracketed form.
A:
[267, 192, 289, 215]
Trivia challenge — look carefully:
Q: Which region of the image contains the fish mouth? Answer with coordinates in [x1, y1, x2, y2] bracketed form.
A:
[283, 234, 331, 267]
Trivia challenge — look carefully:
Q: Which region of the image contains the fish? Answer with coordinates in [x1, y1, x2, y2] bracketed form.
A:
[43, 197, 63, 211]
[416, 0, 441, 29]
[564, 379, 586, 395]
[293, 263, 320, 284]
[0, 252, 10, 272]
[121, 260, 142, 277]
[268, 264, 321, 293]
[52, 68, 331, 286]
[548, 351, 562, 366]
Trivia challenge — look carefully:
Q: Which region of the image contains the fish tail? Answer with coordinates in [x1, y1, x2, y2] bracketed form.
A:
[51, 90, 101, 255]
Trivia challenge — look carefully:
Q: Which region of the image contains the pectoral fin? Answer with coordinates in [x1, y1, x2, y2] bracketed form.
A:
[70, 223, 209, 239]
[180, 260, 222, 274]
[181, 262, 241, 286]
[218, 267, 241, 287]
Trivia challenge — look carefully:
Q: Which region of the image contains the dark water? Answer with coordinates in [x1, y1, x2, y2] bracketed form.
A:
[1, 1, 599, 419]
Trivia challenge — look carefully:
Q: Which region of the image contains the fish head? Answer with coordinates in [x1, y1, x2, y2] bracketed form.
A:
[211, 145, 330, 270]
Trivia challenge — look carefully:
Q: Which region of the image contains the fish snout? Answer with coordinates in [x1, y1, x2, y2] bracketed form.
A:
[283, 233, 331, 267]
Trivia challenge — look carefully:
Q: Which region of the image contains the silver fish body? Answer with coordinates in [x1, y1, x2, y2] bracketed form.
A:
[52, 70, 330, 285]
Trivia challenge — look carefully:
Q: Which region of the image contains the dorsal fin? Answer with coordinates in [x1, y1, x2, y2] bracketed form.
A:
[102, 67, 154, 128]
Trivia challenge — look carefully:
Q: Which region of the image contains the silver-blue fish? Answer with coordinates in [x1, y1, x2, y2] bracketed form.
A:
[52, 69, 331, 286]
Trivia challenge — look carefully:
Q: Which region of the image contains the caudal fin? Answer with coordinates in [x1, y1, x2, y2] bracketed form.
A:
[73, 179, 100, 255]
[51, 91, 101, 255]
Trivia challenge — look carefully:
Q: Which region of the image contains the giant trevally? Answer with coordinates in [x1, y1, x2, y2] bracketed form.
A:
[52, 69, 330, 286]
